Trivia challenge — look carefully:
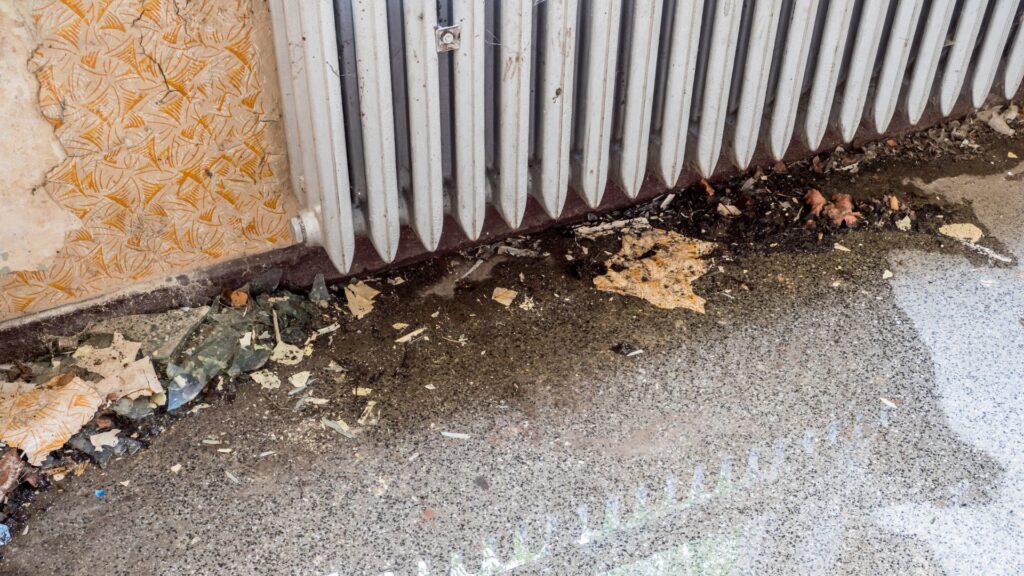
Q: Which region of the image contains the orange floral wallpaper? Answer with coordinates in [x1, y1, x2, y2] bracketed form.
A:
[0, 0, 296, 321]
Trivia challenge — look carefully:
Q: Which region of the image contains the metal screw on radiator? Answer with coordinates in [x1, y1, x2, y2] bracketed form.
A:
[435, 25, 461, 52]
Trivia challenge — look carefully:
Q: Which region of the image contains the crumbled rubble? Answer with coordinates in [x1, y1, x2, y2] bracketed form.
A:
[0, 274, 364, 541]
[0, 100, 1018, 548]
[592, 229, 717, 313]
[567, 101, 1022, 270]
[86, 307, 209, 363]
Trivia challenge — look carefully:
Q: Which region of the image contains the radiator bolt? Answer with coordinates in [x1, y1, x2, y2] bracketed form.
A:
[435, 25, 461, 52]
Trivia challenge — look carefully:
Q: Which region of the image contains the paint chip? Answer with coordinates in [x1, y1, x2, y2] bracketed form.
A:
[939, 223, 983, 244]
[251, 370, 280, 390]
[270, 341, 304, 365]
[345, 281, 380, 319]
[289, 371, 311, 388]
[395, 327, 427, 344]
[357, 401, 380, 426]
[89, 429, 121, 451]
[492, 287, 518, 307]
[593, 229, 716, 313]
[322, 417, 355, 439]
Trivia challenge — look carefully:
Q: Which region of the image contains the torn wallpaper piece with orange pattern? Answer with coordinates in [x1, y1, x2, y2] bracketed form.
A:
[0, 374, 103, 465]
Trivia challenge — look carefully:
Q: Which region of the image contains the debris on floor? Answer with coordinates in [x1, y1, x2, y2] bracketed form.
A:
[716, 203, 741, 217]
[68, 425, 141, 467]
[88, 429, 120, 451]
[978, 105, 1016, 136]
[0, 102, 1020, 552]
[229, 290, 249, 308]
[322, 417, 356, 439]
[611, 343, 644, 357]
[574, 217, 652, 239]
[395, 327, 427, 344]
[805, 190, 861, 227]
[0, 449, 25, 499]
[92, 358, 162, 403]
[165, 325, 239, 411]
[0, 267, 338, 535]
[344, 281, 380, 319]
[68, 334, 165, 404]
[270, 341, 304, 366]
[288, 371, 311, 389]
[251, 370, 281, 390]
[939, 223, 984, 244]
[0, 375, 102, 465]
[805, 188, 827, 216]
[72, 333, 138, 377]
[441, 334, 469, 346]
[594, 229, 717, 313]
[497, 245, 542, 258]
[309, 273, 330, 304]
[86, 306, 210, 363]
[357, 401, 380, 426]
[491, 287, 518, 307]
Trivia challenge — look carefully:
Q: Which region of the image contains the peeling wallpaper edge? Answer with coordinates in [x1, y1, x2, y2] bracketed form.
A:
[0, 0, 299, 321]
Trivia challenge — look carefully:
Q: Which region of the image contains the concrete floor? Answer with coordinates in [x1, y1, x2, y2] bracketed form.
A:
[2, 146, 1023, 574]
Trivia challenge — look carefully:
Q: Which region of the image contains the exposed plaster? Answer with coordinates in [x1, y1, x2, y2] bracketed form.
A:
[0, 0, 80, 273]
[0, 0, 297, 320]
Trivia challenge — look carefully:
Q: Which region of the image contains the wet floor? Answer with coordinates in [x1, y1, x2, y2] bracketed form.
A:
[2, 132, 1023, 575]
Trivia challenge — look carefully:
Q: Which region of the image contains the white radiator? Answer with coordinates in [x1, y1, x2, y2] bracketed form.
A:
[270, 0, 1024, 272]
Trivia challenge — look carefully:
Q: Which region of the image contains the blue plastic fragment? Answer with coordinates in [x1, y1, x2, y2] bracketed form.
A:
[0, 524, 11, 546]
[95, 488, 106, 498]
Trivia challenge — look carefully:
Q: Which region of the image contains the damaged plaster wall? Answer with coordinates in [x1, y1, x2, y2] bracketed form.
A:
[0, 1, 79, 274]
[0, 0, 297, 321]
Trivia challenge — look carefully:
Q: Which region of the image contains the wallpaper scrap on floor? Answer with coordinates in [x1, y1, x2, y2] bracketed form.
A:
[0, 0, 295, 321]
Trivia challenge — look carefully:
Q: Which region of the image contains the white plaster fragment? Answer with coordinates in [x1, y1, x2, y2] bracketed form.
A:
[0, 1, 77, 273]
